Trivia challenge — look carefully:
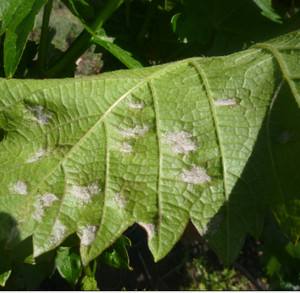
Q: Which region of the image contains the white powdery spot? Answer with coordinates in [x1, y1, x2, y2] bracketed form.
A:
[69, 182, 100, 204]
[28, 105, 52, 125]
[49, 220, 67, 246]
[33, 200, 44, 222]
[33, 193, 58, 222]
[165, 131, 197, 154]
[181, 166, 211, 185]
[114, 192, 127, 209]
[214, 98, 237, 106]
[120, 125, 149, 138]
[79, 225, 97, 246]
[128, 101, 144, 110]
[41, 193, 58, 207]
[139, 223, 155, 239]
[87, 182, 100, 195]
[10, 181, 28, 195]
[26, 148, 46, 163]
[120, 142, 133, 154]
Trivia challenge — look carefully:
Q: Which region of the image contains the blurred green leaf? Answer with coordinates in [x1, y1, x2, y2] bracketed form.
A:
[81, 275, 99, 291]
[0, 0, 23, 35]
[3, 0, 47, 77]
[286, 243, 300, 260]
[64, 0, 143, 69]
[266, 256, 281, 276]
[100, 236, 132, 270]
[253, 0, 282, 23]
[164, 0, 180, 11]
[92, 30, 143, 69]
[55, 247, 82, 286]
[0, 270, 11, 287]
[63, 0, 95, 24]
[170, 0, 297, 56]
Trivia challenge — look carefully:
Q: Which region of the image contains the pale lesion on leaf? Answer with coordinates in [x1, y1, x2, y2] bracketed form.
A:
[33, 193, 58, 222]
[68, 182, 101, 205]
[119, 142, 133, 154]
[78, 225, 97, 246]
[9, 180, 28, 195]
[214, 98, 238, 106]
[119, 125, 150, 138]
[181, 166, 211, 185]
[164, 130, 197, 155]
[26, 148, 47, 163]
[26, 104, 52, 125]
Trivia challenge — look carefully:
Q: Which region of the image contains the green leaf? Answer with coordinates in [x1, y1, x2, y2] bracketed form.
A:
[81, 275, 99, 291]
[170, 0, 293, 55]
[64, 1, 143, 69]
[55, 247, 82, 286]
[266, 256, 281, 276]
[100, 235, 132, 270]
[0, 31, 299, 267]
[91, 31, 143, 69]
[3, 0, 47, 77]
[286, 242, 300, 260]
[164, 0, 180, 11]
[0, 270, 11, 287]
[0, 0, 23, 35]
[253, 0, 282, 23]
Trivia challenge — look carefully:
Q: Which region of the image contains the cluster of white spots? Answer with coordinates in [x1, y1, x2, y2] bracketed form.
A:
[114, 192, 127, 209]
[181, 166, 211, 185]
[69, 182, 100, 204]
[33, 193, 58, 222]
[78, 225, 97, 246]
[120, 125, 149, 138]
[87, 182, 100, 195]
[28, 105, 52, 125]
[139, 222, 155, 239]
[9, 181, 28, 195]
[49, 220, 67, 246]
[26, 148, 46, 163]
[165, 131, 197, 154]
[120, 142, 133, 154]
[128, 101, 144, 110]
[214, 98, 237, 106]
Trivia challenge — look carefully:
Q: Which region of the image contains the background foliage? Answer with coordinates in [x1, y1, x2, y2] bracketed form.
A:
[0, 0, 300, 290]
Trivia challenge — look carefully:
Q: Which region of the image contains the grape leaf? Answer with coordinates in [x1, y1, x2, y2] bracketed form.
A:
[0, 270, 11, 287]
[1, 0, 46, 77]
[253, 0, 282, 23]
[0, 31, 299, 266]
[55, 247, 82, 286]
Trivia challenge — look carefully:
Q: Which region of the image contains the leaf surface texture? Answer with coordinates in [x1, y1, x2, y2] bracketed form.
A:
[0, 31, 299, 265]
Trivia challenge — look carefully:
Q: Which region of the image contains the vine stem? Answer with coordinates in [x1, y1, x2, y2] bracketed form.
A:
[45, 0, 124, 77]
[37, 0, 53, 73]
